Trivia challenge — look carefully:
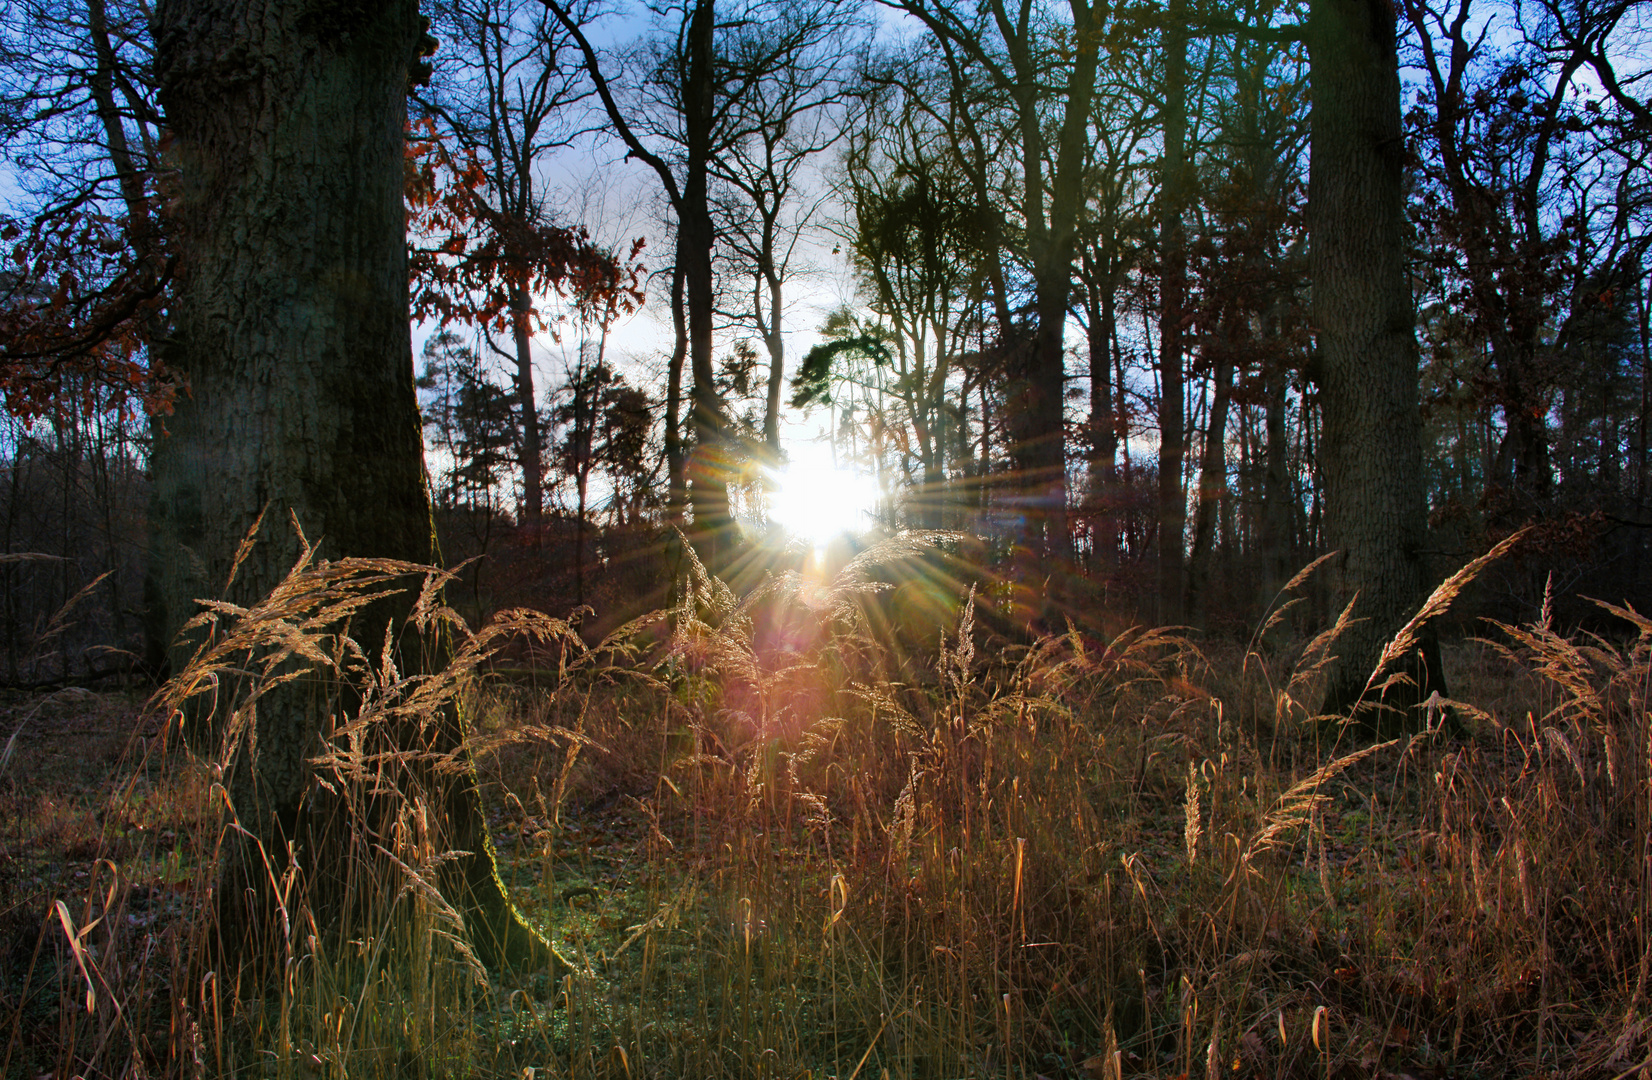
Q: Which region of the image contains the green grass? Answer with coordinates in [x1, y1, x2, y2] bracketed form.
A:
[3, 540, 1650, 1078]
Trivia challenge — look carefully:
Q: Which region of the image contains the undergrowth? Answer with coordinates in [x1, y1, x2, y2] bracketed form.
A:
[2, 534, 1649, 1078]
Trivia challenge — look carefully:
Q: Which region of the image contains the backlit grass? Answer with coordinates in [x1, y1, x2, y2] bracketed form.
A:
[3, 537, 1649, 1078]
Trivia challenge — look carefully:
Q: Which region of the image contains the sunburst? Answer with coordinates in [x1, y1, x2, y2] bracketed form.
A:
[765, 455, 881, 548]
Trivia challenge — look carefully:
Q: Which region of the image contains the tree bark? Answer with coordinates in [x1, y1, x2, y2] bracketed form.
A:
[149, 0, 547, 969]
[1260, 356, 1295, 604]
[540, 0, 730, 571]
[893, 0, 1097, 575]
[1308, 0, 1445, 725]
[88, 0, 154, 254]
[1638, 275, 1649, 505]
[999, 0, 1100, 567]
[1018, 0, 1099, 566]
[759, 257, 785, 459]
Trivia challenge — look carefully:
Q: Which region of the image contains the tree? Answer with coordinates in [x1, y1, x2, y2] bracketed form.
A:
[1156, 0, 1192, 623]
[708, 3, 862, 457]
[1306, 0, 1444, 721]
[0, 0, 186, 690]
[1073, 52, 1154, 577]
[889, 0, 1109, 565]
[409, 0, 641, 531]
[587, 376, 661, 530]
[544, 0, 865, 571]
[419, 329, 520, 513]
[1404, 0, 1649, 514]
[0, 0, 173, 421]
[542, 0, 735, 565]
[1183, 28, 1310, 620]
[834, 89, 992, 530]
[148, 0, 546, 968]
[548, 324, 656, 603]
[1552, 264, 1644, 503]
[417, 329, 519, 613]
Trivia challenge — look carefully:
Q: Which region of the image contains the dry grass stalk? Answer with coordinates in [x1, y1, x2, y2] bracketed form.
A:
[1239, 738, 1398, 864]
[1360, 526, 1531, 701]
[1256, 550, 1339, 643]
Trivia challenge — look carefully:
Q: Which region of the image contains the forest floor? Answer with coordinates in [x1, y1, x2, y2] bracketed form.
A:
[1, 619, 1649, 1079]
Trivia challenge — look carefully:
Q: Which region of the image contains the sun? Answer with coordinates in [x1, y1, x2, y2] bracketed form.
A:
[766, 456, 881, 547]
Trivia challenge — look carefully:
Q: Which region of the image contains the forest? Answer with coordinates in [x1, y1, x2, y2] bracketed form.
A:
[0, 0, 1648, 1076]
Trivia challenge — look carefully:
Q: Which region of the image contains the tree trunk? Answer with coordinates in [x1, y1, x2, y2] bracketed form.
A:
[511, 281, 545, 528]
[1308, 0, 1445, 726]
[666, 259, 688, 524]
[1084, 264, 1120, 568]
[759, 259, 785, 460]
[571, 352, 592, 608]
[88, 0, 154, 253]
[679, 0, 733, 571]
[1637, 274, 1649, 506]
[1186, 348, 1234, 620]
[1260, 356, 1295, 605]
[1157, 0, 1189, 625]
[1489, 341, 1552, 501]
[149, 0, 547, 970]
[1005, 0, 1099, 571]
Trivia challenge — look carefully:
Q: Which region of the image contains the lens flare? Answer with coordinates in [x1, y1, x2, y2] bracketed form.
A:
[766, 460, 880, 547]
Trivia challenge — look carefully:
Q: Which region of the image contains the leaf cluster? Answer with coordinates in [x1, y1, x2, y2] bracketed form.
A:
[0, 206, 175, 422]
[406, 119, 647, 338]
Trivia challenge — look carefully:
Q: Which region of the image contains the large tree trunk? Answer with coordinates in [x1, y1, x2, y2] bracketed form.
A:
[149, 0, 546, 969]
[1308, 0, 1445, 725]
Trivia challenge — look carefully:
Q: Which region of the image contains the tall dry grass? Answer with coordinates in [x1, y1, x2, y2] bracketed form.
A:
[5, 534, 1650, 1078]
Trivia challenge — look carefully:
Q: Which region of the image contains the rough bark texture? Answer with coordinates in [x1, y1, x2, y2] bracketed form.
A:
[149, 0, 547, 969]
[1308, 0, 1445, 725]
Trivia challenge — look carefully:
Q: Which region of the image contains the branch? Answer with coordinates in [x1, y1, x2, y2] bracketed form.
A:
[1190, 13, 1306, 45]
[536, 0, 684, 209]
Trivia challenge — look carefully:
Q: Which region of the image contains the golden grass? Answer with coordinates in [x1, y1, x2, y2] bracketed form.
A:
[4, 533, 1650, 1078]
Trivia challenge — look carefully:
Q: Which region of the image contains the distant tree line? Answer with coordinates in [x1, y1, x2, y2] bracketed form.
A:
[0, 0, 1646, 715]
